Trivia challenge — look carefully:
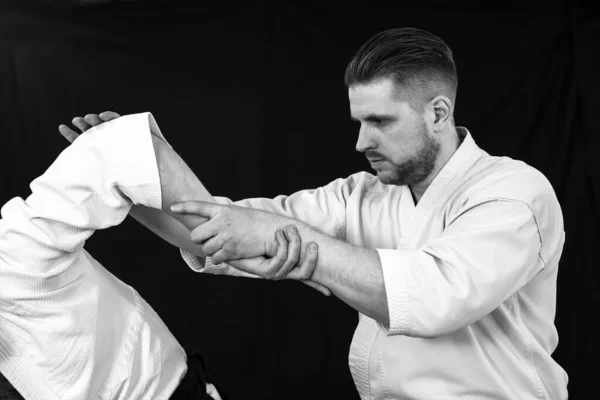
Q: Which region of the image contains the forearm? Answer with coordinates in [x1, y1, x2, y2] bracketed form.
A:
[150, 135, 214, 231]
[292, 222, 390, 325]
[129, 205, 205, 257]
[133, 134, 224, 261]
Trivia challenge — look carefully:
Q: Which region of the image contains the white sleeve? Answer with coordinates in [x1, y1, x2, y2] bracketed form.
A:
[378, 199, 544, 337]
[0, 112, 162, 294]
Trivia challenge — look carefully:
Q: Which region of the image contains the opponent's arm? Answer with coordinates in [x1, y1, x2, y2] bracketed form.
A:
[59, 113, 329, 295]
[60, 112, 207, 258]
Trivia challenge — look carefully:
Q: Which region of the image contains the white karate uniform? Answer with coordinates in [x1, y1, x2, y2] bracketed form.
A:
[0, 113, 220, 400]
[181, 127, 568, 399]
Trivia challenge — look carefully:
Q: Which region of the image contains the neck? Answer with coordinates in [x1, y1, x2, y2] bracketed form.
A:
[409, 126, 461, 204]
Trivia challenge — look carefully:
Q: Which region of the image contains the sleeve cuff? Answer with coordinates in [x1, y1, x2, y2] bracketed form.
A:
[147, 112, 173, 149]
[81, 112, 163, 210]
[179, 249, 261, 279]
[376, 248, 417, 336]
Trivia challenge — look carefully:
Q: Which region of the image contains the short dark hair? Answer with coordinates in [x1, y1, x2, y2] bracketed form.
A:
[344, 27, 458, 108]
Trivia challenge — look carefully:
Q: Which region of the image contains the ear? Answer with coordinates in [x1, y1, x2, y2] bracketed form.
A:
[429, 95, 452, 131]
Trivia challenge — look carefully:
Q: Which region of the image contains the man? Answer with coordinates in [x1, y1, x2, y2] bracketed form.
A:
[0, 112, 320, 399]
[165, 27, 568, 399]
[58, 27, 568, 398]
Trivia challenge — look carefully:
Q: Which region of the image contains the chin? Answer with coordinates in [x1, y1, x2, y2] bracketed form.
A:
[376, 172, 398, 186]
[376, 170, 411, 186]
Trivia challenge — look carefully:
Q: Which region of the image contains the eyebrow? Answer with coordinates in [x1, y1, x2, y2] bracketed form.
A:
[350, 113, 397, 123]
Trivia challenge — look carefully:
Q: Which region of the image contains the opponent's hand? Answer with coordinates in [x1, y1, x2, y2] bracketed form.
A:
[228, 224, 330, 296]
[58, 111, 121, 143]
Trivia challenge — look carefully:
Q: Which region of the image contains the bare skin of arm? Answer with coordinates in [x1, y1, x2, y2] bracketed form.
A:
[172, 201, 388, 325]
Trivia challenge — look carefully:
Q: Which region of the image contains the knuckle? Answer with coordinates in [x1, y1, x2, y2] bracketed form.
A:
[201, 245, 213, 256]
[219, 233, 229, 244]
[222, 243, 233, 257]
[288, 225, 299, 237]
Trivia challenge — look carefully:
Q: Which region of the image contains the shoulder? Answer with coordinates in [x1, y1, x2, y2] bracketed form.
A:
[322, 171, 402, 204]
[324, 171, 379, 193]
[461, 154, 559, 212]
[454, 154, 564, 260]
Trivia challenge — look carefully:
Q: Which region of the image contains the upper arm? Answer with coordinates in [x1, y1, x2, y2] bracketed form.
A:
[379, 199, 545, 337]
[423, 198, 543, 292]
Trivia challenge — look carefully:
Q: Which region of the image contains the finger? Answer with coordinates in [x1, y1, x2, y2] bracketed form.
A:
[190, 219, 219, 245]
[58, 124, 80, 143]
[170, 201, 221, 218]
[99, 111, 121, 121]
[84, 113, 104, 127]
[72, 117, 92, 133]
[200, 234, 227, 257]
[263, 229, 289, 279]
[287, 241, 319, 281]
[302, 280, 331, 296]
[273, 225, 301, 280]
[210, 248, 229, 265]
[210, 231, 247, 264]
[175, 213, 209, 231]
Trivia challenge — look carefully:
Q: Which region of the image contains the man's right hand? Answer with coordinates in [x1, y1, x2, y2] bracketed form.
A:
[58, 111, 121, 143]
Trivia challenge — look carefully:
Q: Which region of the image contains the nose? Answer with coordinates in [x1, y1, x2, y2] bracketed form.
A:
[355, 124, 376, 153]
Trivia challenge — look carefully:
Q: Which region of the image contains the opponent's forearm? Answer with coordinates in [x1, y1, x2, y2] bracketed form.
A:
[293, 222, 390, 325]
[114, 135, 215, 259]
[150, 136, 214, 231]
[147, 136, 332, 295]
[129, 205, 205, 257]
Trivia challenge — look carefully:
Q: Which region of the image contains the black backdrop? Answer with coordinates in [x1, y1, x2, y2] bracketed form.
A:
[1, 0, 598, 399]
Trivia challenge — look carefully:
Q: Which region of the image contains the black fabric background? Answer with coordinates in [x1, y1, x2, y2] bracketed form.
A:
[1, 1, 598, 398]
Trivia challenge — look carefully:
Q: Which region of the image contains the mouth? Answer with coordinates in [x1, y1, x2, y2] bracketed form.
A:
[368, 158, 385, 164]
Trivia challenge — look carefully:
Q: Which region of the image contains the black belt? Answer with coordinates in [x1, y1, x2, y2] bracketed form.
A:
[170, 353, 219, 400]
[1, 354, 221, 400]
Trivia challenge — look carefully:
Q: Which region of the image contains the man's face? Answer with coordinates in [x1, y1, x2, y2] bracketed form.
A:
[349, 78, 440, 186]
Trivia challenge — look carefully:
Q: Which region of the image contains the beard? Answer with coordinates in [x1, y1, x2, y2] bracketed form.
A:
[377, 121, 441, 186]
